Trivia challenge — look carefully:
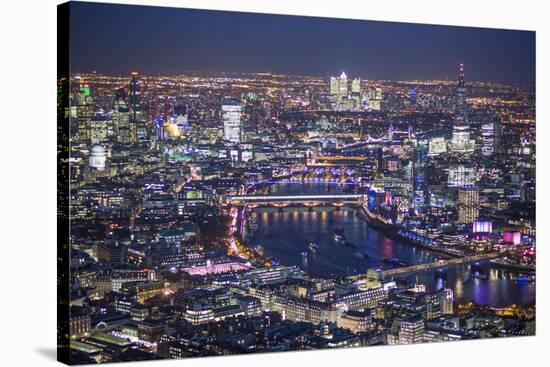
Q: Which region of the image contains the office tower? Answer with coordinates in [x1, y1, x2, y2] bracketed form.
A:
[451, 64, 474, 153]
[451, 124, 473, 152]
[428, 136, 447, 156]
[222, 98, 243, 143]
[329, 72, 349, 109]
[481, 120, 495, 156]
[173, 104, 189, 135]
[338, 71, 348, 96]
[374, 87, 383, 100]
[351, 78, 362, 108]
[369, 87, 383, 110]
[455, 63, 468, 125]
[458, 187, 479, 224]
[412, 140, 429, 211]
[129, 72, 140, 120]
[351, 78, 361, 93]
[440, 288, 454, 315]
[330, 77, 339, 95]
[493, 116, 502, 154]
[128, 72, 147, 142]
[399, 314, 424, 344]
[447, 164, 476, 187]
[113, 91, 130, 144]
[76, 82, 93, 142]
[89, 114, 109, 144]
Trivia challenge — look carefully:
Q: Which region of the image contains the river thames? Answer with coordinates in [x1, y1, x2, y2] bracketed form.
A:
[244, 182, 535, 307]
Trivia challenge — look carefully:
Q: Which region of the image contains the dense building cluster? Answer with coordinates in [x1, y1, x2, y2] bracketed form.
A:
[59, 64, 535, 364]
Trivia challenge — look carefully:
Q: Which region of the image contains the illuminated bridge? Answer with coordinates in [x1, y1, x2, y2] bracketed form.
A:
[227, 194, 366, 207]
[349, 251, 511, 281]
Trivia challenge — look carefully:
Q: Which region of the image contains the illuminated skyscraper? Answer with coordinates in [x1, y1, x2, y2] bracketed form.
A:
[129, 72, 140, 143]
[113, 88, 130, 144]
[447, 164, 476, 187]
[455, 63, 468, 125]
[89, 114, 109, 144]
[351, 78, 361, 93]
[76, 82, 94, 142]
[481, 121, 495, 156]
[368, 87, 383, 110]
[129, 72, 140, 120]
[351, 78, 362, 109]
[481, 116, 502, 156]
[412, 140, 429, 211]
[329, 77, 339, 95]
[222, 98, 243, 143]
[458, 187, 479, 224]
[338, 71, 348, 96]
[451, 64, 474, 153]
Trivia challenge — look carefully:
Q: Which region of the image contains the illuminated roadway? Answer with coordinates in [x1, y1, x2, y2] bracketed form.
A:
[227, 194, 365, 206]
[350, 251, 515, 281]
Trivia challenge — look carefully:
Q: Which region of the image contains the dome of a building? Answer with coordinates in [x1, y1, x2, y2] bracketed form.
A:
[91, 145, 106, 155]
[89, 145, 107, 170]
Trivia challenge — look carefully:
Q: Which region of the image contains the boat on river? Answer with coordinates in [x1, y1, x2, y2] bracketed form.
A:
[382, 257, 409, 267]
[334, 228, 346, 244]
[308, 242, 319, 251]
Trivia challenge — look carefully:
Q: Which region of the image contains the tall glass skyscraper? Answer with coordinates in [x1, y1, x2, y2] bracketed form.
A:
[222, 98, 243, 143]
[451, 64, 474, 153]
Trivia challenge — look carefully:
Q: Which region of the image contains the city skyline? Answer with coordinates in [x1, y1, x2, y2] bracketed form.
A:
[69, 2, 535, 85]
[58, 2, 536, 365]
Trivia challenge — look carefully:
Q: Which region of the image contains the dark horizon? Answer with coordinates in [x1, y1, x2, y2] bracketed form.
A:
[69, 1, 536, 86]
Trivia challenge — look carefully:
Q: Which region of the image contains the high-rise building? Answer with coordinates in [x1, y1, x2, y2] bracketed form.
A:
[481, 116, 502, 156]
[113, 92, 130, 144]
[330, 72, 347, 108]
[76, 82, 94, 142]
[351, 78, 362, 108]
[338, 71, 348, 96]
[89, 114, 110, 144]
[398, 314, 424, 344]
[428, 136, 447, 156]
[222, 98, 243, 143]
[440, 288, 454, 315]
[448, 164, 476, 187]
[455, 63, 468, 125]
[458, 186, 479, 224]
[330, 77, 339, 95]
[351, 78, 361, 93]
[173, 104, 189, 135]
[368, 87, 383, 111]
[374, 87, 383, 100]
[481, 121, 495, 156]
[329, 72, 365, 110]
[451, 64, 474, 153]
[129, 72, 140, 120]
[412, 140, 429, 211]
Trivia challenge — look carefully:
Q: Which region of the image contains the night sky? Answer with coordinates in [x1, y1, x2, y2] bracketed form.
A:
[69, 1, 536, 85]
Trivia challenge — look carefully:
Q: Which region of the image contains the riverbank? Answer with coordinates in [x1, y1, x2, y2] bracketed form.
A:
[356, 205, 460, 260]
[487, 260, 536, 273]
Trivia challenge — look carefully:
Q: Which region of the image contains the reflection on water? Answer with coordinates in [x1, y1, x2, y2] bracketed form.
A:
[247, 205, 535, 307]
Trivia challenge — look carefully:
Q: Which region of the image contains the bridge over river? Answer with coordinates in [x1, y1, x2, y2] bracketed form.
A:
[349, 251, 515, 281]
[227, 193, 365, 207]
